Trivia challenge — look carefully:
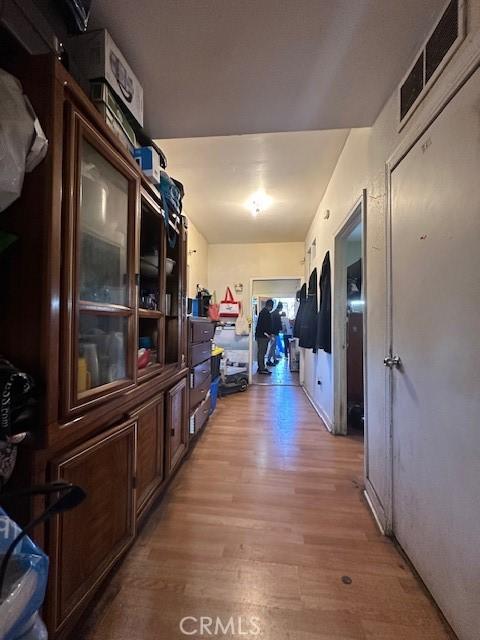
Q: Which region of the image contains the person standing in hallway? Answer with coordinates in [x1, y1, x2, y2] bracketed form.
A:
[255, 299, 274, 374]
[281, 311, 293, 359]
[267, 301, 282, 366]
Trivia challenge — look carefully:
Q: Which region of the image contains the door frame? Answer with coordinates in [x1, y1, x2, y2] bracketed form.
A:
[248, 276, 302, 384]
[333, 191, 367, 438]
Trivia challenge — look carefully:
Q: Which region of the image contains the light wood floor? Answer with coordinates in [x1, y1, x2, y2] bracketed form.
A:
[78, 385, 452, 640]
[252, 357, 300, 386]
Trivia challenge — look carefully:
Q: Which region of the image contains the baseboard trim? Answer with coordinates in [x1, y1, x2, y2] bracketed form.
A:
[364, 479, 388, 535]
[302, 385, 333, 432]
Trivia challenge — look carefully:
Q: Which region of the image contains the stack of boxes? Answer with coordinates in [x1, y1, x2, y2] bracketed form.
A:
[69, 28, 165, 183]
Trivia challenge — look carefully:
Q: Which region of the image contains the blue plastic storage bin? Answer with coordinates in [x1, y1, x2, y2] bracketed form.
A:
[210, 376, 220, 414]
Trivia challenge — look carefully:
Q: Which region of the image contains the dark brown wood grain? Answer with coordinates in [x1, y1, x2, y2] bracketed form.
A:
[129, 396, 165, 518]
[0, 50, 189, 640]
[166, 377, 188, 473]
[48, 419, 137, 636]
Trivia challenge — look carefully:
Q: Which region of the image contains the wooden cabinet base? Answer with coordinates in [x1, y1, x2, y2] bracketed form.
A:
[47, 420, 136, 638]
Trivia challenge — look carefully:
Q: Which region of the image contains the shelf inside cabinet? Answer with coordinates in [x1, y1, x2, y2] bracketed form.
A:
[138, 315, 163, 373]
[139, 198, 163, 313]
[138, 362, 163, 378]
[139, 309, 163, 319]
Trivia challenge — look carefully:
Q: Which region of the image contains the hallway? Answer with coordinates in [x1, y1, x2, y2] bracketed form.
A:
[78, 386, 450, 640]
[252, 357, 299, 386]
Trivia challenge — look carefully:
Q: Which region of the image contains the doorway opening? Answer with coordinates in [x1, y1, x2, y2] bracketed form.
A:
[249, 278, 302, 386]
[333, 191, 366, 438]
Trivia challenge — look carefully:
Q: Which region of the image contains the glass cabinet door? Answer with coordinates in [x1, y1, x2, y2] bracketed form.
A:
[79, 141, 129, 306]
[63, 107, 139, 414]
[78, 314, 129, 392]
[138, 192, 165, 377]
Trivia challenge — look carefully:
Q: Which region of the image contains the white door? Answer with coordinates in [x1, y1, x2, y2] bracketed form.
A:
[391, 68, 480, 640]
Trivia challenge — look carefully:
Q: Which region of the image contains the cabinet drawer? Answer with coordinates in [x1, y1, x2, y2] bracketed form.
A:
[190, 319, 215, 344]
[191, 397, 210, 435]
[190, 360, 211, 389]
[190, 374, 211, 410]
[189, 341, 211, 367]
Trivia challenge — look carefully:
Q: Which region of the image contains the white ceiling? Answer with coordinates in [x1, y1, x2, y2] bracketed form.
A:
[90, 0, 445, 139]
[89, 0, 444, 244]
[156, 129, 349, 243]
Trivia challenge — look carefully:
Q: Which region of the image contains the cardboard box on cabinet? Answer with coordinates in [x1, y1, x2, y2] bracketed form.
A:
[69, 29, 144, 128]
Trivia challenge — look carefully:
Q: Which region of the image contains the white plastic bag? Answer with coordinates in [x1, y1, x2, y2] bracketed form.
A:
[0, 70, 48, 212]
[235, 307, 249, 336]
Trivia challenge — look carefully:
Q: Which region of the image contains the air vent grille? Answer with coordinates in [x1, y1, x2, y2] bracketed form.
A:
[426, 0, 458, 82]
[400, 54, 424, 121]
[399, 0, 463, 124]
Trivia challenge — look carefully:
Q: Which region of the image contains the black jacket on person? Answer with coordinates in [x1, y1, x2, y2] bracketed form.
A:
[293, 284, 307, 338]
[316, 251, 332, 353]
[270, 309, 282, 335]
[299, 268, 318, 350]
[255, 307, 272, 339]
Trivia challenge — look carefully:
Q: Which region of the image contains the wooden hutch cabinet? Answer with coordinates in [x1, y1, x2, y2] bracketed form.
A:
[0, 53, 189, 638]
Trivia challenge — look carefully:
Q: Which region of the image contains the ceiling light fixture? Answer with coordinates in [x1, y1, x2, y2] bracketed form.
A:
[246, 190, 272, 217]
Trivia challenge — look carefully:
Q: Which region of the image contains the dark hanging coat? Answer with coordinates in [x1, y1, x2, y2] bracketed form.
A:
[299, 268, 318, 350]
[316, 251, 332, 353]
[293, 284, 307, 338]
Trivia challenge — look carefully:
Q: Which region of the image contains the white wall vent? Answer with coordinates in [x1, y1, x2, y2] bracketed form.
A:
[399, 0, 465, 127]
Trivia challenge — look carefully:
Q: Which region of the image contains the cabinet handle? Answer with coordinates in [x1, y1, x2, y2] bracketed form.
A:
[170, 428, 175, 437]
[203, 330, 209, 334]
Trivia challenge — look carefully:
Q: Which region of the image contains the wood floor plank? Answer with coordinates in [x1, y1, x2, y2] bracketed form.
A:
[78, 385, 452, 640]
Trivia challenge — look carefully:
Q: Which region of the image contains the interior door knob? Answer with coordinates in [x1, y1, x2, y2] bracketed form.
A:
[384, 354, 401, 368]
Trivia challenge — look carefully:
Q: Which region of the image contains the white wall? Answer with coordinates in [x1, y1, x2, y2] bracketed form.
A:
[208, 242, 304, 308]
[303, 128, 370, 428]
[186, 219, 209, 297]
[252, 278, 300, 298]
[303, 1, 480, 527]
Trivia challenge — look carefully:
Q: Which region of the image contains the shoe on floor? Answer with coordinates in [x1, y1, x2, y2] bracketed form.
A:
[258, 369, 272, 375]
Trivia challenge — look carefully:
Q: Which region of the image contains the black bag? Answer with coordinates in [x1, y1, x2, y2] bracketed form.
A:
[59, 0, 93, 33]
[0, 358, 36, 440]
